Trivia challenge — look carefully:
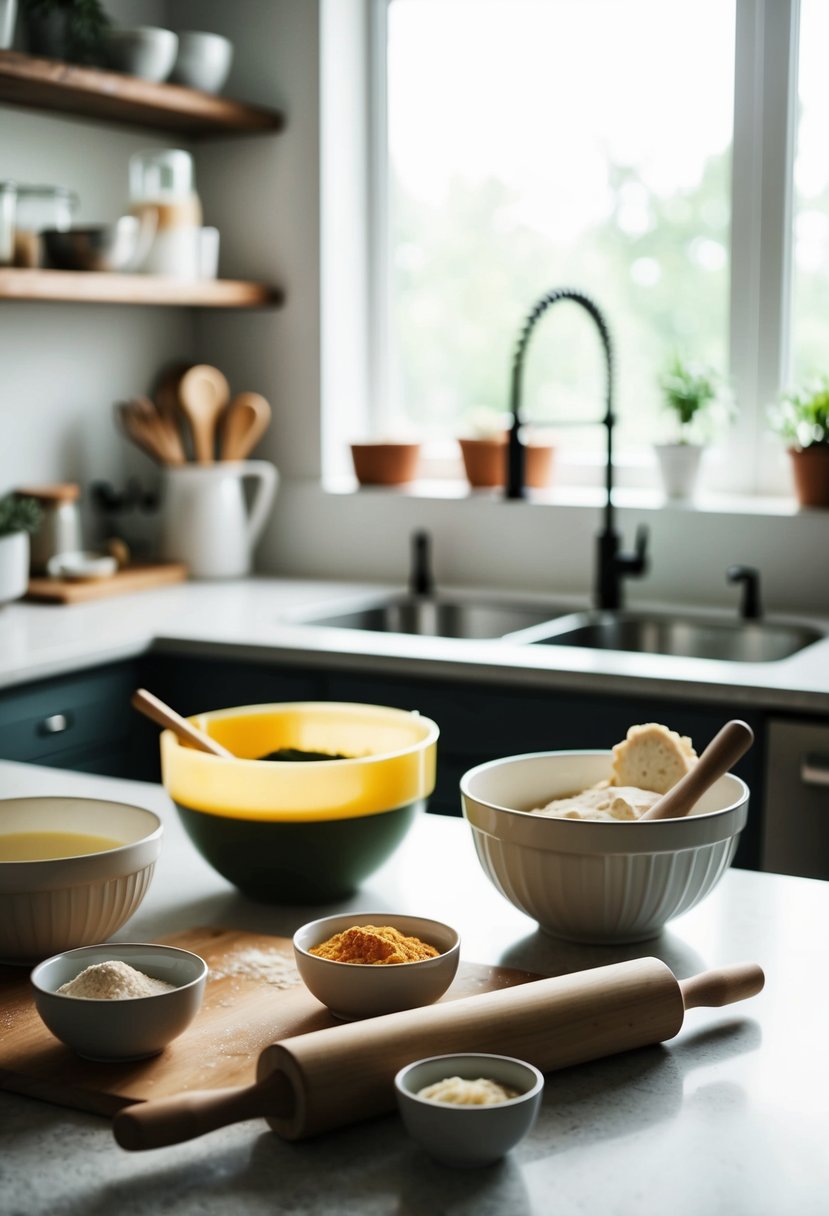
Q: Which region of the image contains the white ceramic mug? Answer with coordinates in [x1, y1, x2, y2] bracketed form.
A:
[160, 460, 278, 579]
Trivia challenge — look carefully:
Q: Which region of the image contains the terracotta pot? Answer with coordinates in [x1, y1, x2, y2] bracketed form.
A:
[789, 445, 829, 508]
[350, 442, 420, 487]
[458, 435, 555, 490]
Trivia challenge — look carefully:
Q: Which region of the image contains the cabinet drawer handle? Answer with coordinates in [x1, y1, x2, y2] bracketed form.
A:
[801, 753, 829, 788]
[39, 713, 72, 736]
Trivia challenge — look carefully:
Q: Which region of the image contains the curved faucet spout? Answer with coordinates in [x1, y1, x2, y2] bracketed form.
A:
[505, 286, 648, 611]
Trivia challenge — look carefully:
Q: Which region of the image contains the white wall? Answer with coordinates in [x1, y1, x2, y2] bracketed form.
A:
[1, 0, 825, 617]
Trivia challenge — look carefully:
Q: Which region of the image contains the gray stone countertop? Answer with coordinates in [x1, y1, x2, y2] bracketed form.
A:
[2, 760, 828, 1216]
[0, 576, 828, 713]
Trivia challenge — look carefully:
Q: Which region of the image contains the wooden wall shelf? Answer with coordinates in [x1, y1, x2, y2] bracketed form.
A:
[0, 50, 284, 135]
[0, 269, 283, 309]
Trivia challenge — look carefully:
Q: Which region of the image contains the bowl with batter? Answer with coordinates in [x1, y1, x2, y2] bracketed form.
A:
[460, 724, 749, 943]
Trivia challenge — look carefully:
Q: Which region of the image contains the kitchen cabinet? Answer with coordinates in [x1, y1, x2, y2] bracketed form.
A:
[131, 654, 766, 871]
[0, 49, 284, 310]
[0, 659, 147, 777]
[762, 716, 829, 880]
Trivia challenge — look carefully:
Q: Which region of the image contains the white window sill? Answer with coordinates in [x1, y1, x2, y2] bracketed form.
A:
[321, 475, 807, 519]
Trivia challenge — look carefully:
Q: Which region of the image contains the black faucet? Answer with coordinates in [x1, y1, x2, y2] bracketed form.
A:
[506, 286, 648, 611]
[727, 564, 762, 620]
[409, 529, 435, 598]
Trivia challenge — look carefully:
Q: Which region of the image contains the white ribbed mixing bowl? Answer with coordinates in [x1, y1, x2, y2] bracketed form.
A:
[0, 797, 162, 963]
[460, 751, 748, 944]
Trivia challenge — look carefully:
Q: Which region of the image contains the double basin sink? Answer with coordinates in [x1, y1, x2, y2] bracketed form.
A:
[293, 594, 823, 664]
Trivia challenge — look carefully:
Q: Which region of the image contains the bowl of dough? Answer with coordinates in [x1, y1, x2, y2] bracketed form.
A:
[160, 701, 439, 903]
[0, 797, 163, 963]
[460, 723, 749, 944]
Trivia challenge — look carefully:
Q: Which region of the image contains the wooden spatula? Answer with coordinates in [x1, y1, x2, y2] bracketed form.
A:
[131, 688, 233, 758]
[640, 718, 754, 821]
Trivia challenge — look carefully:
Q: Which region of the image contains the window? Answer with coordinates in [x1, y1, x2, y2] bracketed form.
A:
[364, 0, 807, 496]
[791, 0, 829, 386]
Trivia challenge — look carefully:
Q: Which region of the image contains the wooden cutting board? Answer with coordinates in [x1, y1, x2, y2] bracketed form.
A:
[0, 927, 538, 1118]
[26, 562, 187, 604]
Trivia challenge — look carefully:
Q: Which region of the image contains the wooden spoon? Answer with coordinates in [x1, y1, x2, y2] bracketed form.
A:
[177, 364, 230, 464]
[640, 719, 754, 821]
[219, 392, 272, 461]
[131, 688, 233, 758]
[116, 401, 171, 465]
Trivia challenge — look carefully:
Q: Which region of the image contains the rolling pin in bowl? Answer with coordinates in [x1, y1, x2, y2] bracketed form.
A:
[114, 957, 763, 1150]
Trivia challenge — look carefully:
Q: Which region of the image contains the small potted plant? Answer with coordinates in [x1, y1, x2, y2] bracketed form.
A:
[22, 0, 110, 65]
[0, 493, 41, 605]
[349, 438, 421, 487]
[655, 355, 732, 501]
[458, 408, 555, 490]
[769, 378, 829, 508]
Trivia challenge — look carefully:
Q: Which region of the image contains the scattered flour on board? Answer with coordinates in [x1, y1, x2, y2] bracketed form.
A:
[209, 947, 300, 989]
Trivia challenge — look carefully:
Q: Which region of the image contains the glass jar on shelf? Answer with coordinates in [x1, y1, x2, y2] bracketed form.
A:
[128, 149, 204, 278]
[13, 185, 78, 268]
[0, 181, 16, 266]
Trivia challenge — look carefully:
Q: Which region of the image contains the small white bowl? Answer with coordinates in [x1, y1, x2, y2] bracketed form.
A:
[0, 797, 162, 963]
[461, 750, 749, 944]
[395, 1053, 544, 1167]
[293, 912, 460, 1020]
[104, 27, 179, 83]
[169, 31, 234, 93]
[31, 943, 207, 1061]
[46, 550, 118, 581]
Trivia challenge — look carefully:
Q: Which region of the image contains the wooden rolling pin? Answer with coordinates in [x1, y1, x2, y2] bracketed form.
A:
[114, 957, 763, 1150]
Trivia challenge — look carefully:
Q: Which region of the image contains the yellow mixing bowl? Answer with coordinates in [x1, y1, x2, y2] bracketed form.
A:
[161, 702, 439, 902]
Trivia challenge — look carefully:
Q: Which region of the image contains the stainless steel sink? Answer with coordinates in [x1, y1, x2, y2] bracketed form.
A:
[292, 596, 573, 640]
[524, 610, 823, 663]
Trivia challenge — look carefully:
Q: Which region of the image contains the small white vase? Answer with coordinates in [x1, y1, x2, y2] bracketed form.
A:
[655, 443, 704, 501]
[0, 531, 30, 605]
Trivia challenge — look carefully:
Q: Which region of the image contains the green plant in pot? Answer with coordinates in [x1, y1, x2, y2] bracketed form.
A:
[655, 354, 733, 501]
[22, 0, 110, 65]
[770, 377, 829, 508]
[0, 494, 41, 606]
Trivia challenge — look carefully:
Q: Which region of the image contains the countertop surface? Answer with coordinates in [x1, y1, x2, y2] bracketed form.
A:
[1, 576, 828, 713]
[2, 760, 829, 1216]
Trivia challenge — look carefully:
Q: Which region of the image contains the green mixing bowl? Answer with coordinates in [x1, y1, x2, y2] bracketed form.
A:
[161, 701, 439, 903]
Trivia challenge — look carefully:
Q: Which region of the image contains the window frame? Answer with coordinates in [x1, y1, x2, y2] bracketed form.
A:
[364, 0, 802, 499]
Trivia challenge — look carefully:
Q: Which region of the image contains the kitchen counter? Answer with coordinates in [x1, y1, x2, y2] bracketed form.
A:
[2, 760, 829, 1216]
[1, 576, 828, 713]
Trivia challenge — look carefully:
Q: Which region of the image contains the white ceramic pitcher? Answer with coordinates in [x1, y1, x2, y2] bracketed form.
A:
[160, 461, 278, 579]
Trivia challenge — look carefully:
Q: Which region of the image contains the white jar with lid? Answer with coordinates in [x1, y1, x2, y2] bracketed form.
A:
[129, 149, 203, 278]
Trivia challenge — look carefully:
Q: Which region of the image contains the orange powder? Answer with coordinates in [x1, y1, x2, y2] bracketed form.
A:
[309, 924, 439, 965]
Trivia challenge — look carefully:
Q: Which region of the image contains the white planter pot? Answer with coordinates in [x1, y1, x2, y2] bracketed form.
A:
[655, 443, 705, 501]
[0, 531, 30, 605]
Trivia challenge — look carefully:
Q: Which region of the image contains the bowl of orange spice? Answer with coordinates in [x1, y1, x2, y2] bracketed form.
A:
[293, 912, 460, 1020]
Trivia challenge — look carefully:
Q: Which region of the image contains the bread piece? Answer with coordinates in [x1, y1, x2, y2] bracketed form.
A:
[610, 723, 697, 795]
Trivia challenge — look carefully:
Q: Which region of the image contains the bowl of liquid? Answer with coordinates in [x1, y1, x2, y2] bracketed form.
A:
[0, 797, 163, 963]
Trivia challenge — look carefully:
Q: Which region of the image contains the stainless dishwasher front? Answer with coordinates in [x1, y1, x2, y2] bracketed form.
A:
[762, 717, 829, 880]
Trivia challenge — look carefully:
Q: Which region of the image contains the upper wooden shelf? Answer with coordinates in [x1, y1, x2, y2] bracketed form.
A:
[0, 269, 284, 309]
[0, 50, 284, 135]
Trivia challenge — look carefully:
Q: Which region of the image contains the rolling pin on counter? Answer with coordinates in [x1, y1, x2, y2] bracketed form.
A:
[114, 958, 764, 1149]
